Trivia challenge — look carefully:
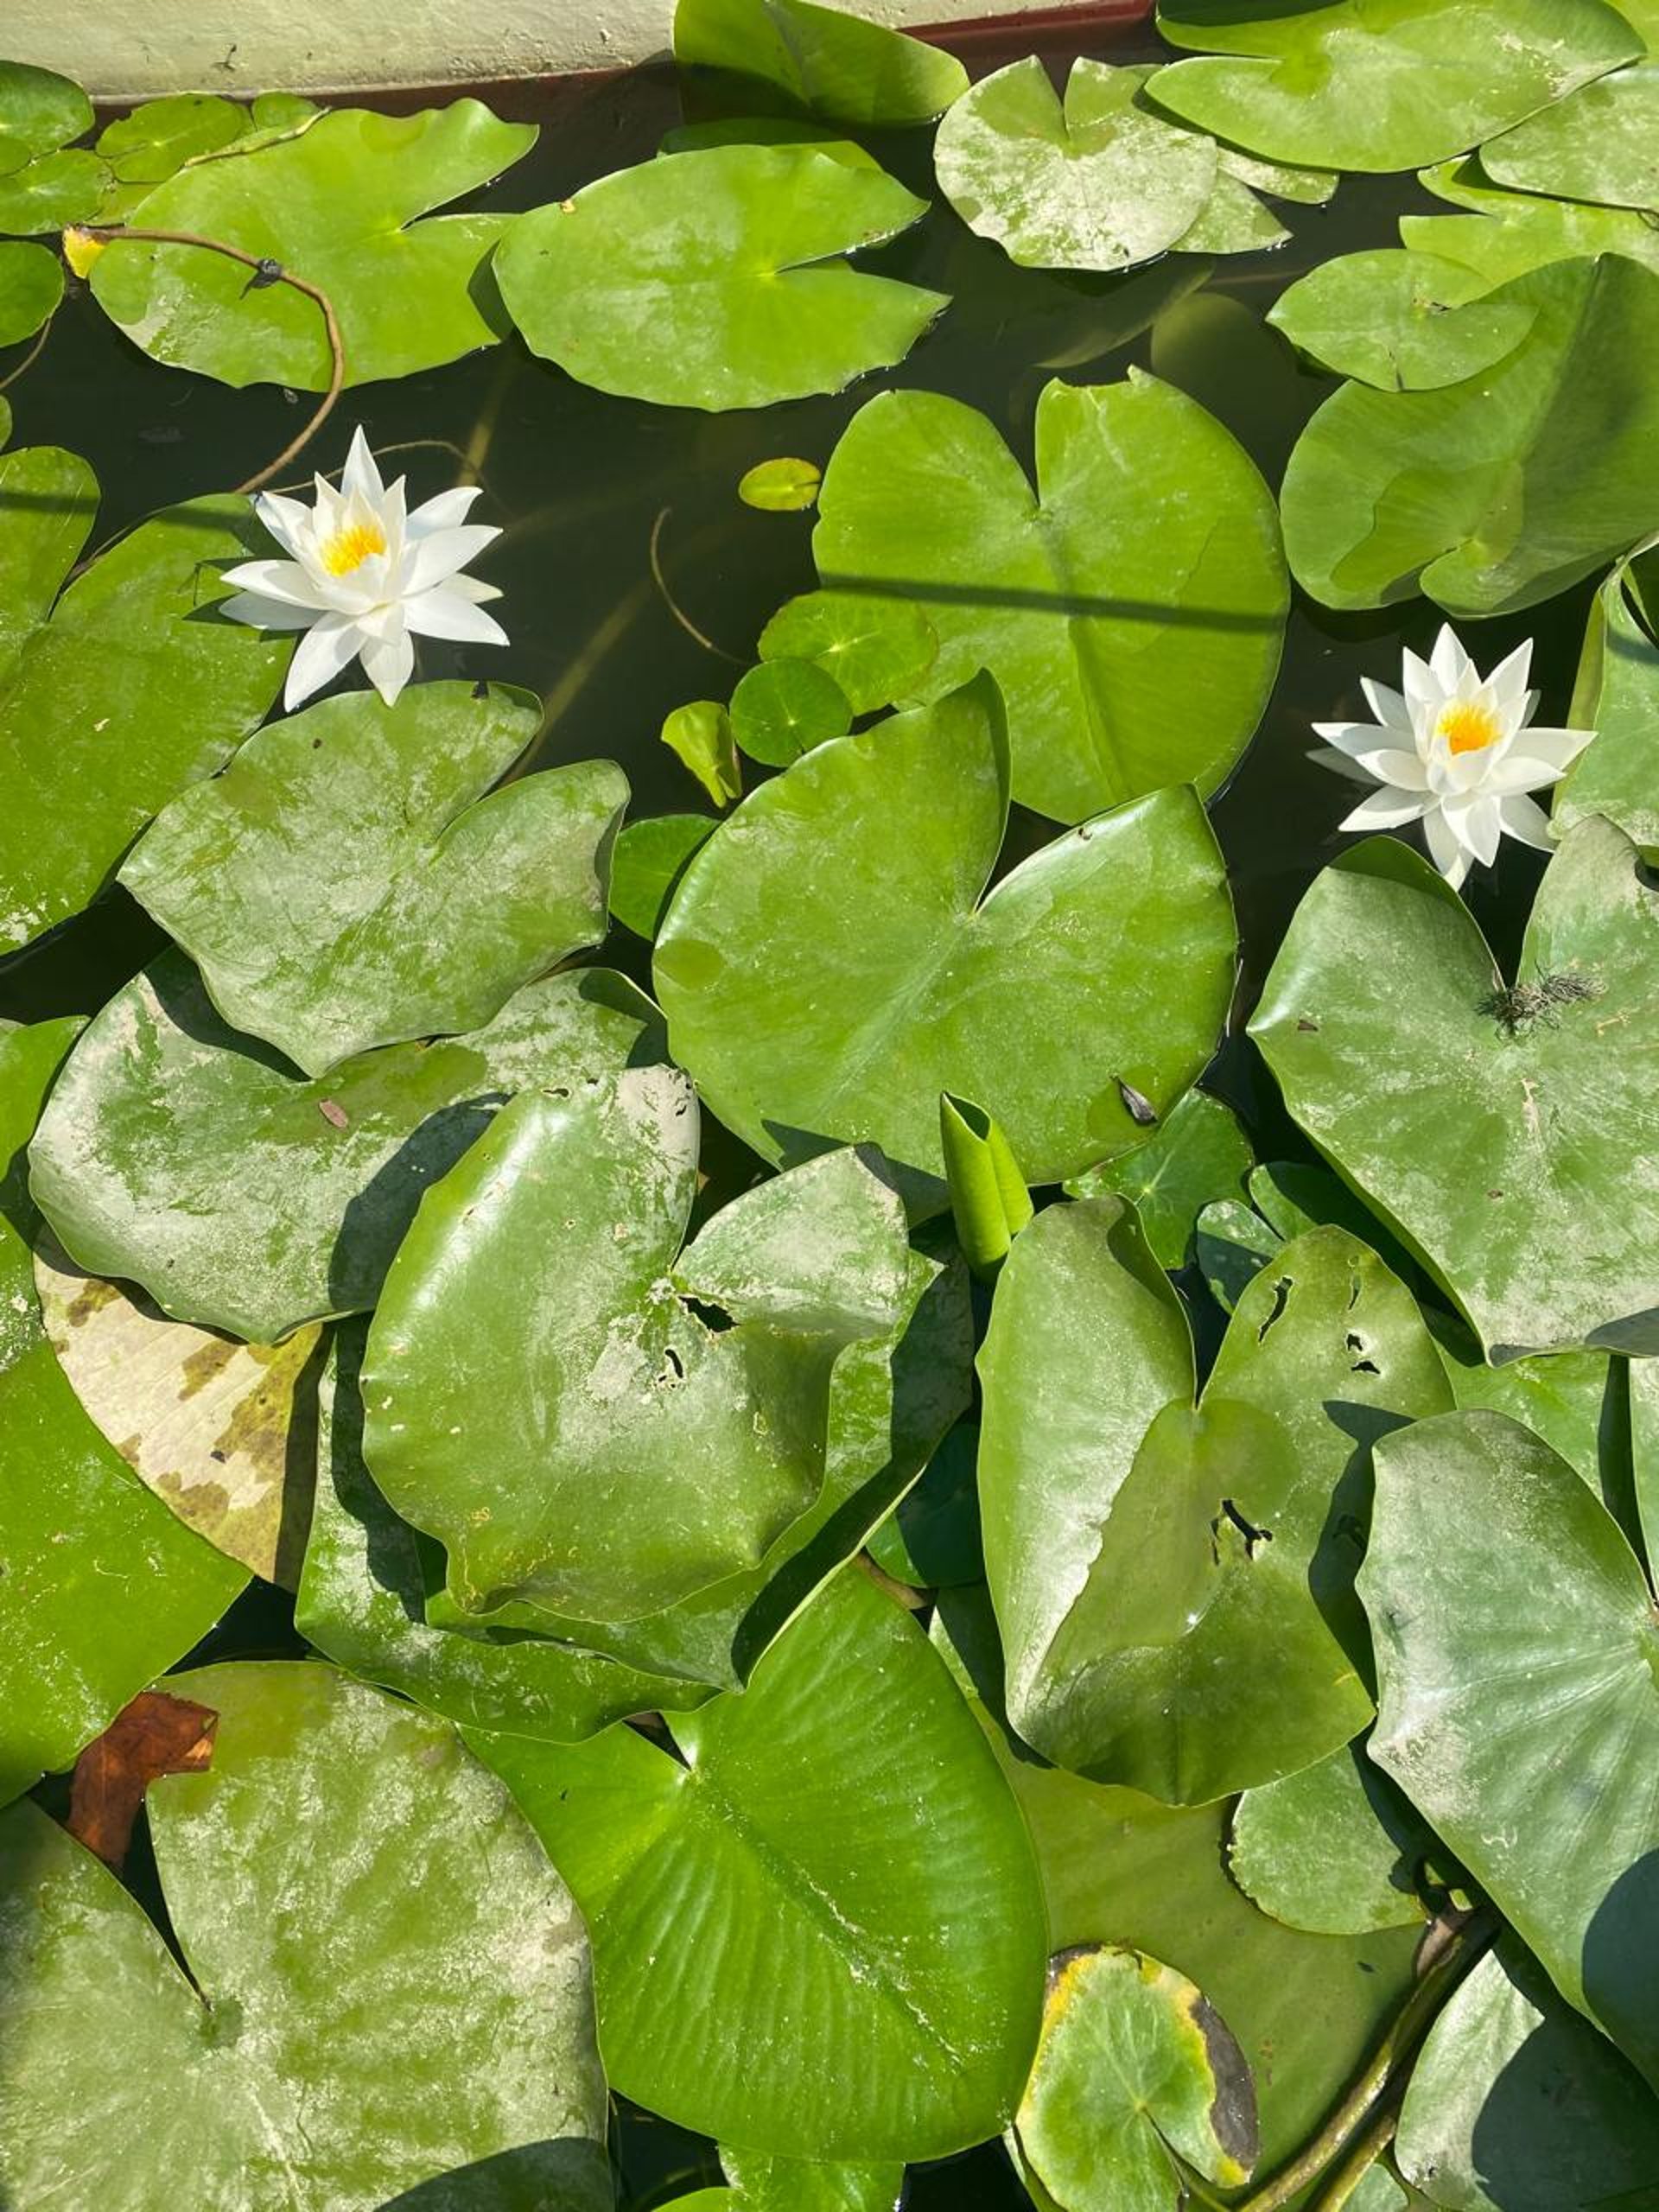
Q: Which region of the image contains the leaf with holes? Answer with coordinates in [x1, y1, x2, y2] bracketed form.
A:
[469, 1567, 1046, 2161]
[29, 954, 664, 1344]
[655, 676, 1236, 1204]
[813, 373, 1287, 822]
[978, 1205, 1451, 1802]
[89, 101, 537, 389]
[672, 0, 968, 126]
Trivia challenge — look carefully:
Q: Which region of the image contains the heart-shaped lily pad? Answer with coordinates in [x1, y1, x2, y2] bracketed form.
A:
[1148, 0, 1641, 172]
[0, 60, 91, 175]
[0, 447, 289, 954]
[29, 954, 664, 1345]
[90, 100, 538, 389]
[494, 144, 946, 411]
[979, 1203, 1451, 1802]
[1483, 57, 1659, 209]
[1281, 254, 1659, 616]
[813, 373, 1287, 822]
[672, 0, 969, 126]
[0, 1664, 610, 2212]
[363, 1073, 908, 1621]
[93, 92, 251, 185]
[653, 676, 1236, 1201]
[470, 1567, 1046, 2162]
[1252, 821, 1659, 1360]
[120, 682, 626, 1076]
[0, 1022, 245, 1806]
[756, 587, 937, 715]
[1266, 247, 1533, 391]
[1362, 1408, 1659, 2088]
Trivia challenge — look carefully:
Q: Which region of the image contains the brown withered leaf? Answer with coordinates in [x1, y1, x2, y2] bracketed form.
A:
[67, 1691, 217, 1867]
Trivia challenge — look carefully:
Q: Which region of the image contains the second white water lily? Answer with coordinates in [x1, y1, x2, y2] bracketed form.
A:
[1314, 626, 1596, 889]
[222, 427, 507, 710]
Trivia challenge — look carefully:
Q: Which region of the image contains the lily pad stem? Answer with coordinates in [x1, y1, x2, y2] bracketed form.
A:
[75, 225, 346, 494]
[1306, 2103, 1399, 2211]
[0, 316, 53, 393]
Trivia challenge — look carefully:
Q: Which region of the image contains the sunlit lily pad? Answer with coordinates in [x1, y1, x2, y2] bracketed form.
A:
[0, 60, 91, 175]
[1065, 1090, 1254, 1270]
[719, 2149, 904, 2212]
[757, 587, 937, 714]
[0, 448, 289, 955]
[737, 455, 822, 511]
[0, 1022, 245, 1806]
[1252, 822, 1659, 1359]
[729, 657, 851, 765]
[495, 145, 945, 411]
[1228, 1739, 1434, 1936]
[1403, 153, 1659, 285]
[1483, 57, 1659, 208]
[1281, 254, 1659, 615]
[364, 1077, 907, 1621]
[120, 682, 625, 1076]
[653, 676, 1236, 1201]
[979, 1207, 1449, 1802]
[1149, 0, 1641, 171]
[94, 93, 249, 184]
[672, 0, 969, 126]
[1556, 552, 1659, 853]
[470, 1567, 1046, 2161]
[29, 956, 663, 1344]
[1362, 1408, 1659, 2088]
[0, 1664, 611, 2212]
[90, 100, 537, 389]
[0, 149, 105, 233]
[1266, 247, 1532, 391]
[0, 239, 60, 346]
[813, 373, 1287, 821]
[609, 814, 717, 939]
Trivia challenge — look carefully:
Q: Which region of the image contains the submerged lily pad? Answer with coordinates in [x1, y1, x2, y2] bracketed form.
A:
[1281, 253, 1659, 615]
[0, 1022, 245, 1806]
[654, 676, 1236, 1200]
[1362, 1409, 1659, 2088]
[470, 1567, 1046, 2162]
[0, 448, 289, 955]
[673, 0, 969, 126]
[364, 1074, 908, 1621]
[90, 101, 537, 389]
[1149, 0, 1641, 171]
[1252, 822, 1659, 1359]
[120, 683, 625, 1077]
[1483, 57, 1659, 208]
[0, 239, 60, 346]
[29, 956, 663, 1345]
[0, 1664, 611, 2212]
[813, 373, 1287, 822]
[495, 145, 945, 411]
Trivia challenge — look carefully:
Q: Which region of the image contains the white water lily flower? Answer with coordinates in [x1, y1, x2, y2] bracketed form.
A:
[1313, 626, 1596, 891]
[221, 426, 506, 710]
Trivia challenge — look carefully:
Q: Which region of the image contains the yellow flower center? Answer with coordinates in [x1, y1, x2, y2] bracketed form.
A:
[319, 518, 387, 576]
[1436, 701, 1502, 756]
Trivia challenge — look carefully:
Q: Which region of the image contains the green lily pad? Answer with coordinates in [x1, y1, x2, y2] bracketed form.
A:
[719, 2150, 903, 2212]
[0, 1021, 245, 1805]
[1228, 1739, 1434, 1936]
[866, 1421, 983, 1589]
[729, 657, 851, 766]
[1556, 553, 1659, 853]
[672, 0, 968, 126]
[119, 683, 625, 1077]
[33, 1237, 321, 1587]
[664, 700, 742, 808]
[757, 588, 937, 715]
[934, 58, 1216, 275]
[1148, 0, 1641, 172]
[1065, 1090, 1254, 1271]
[1403, 153, 1659, 285]
[29, 954, 663, 1345]
[1266, 248, 1532, 390]
[1281, 254, 1659, 616]
[0, 1664, 610, 2212]
[979, 1205, 1451, 1802]
[94, 92, 250, 184]
[0, 447, 289, 955]
[1014, 1944, 1257, 2211]
[653, 676, 1236, 1201]
[738, 456, 822, 512]
[1252, 822, 1659, 1360]
[298, 1325, 715, 1740]
[364, 1078, 909, 1621]
[1396, 1940, 1659, 2211]
[470, 1567, 1046, 2161]
[1483, 58, 1659, 208]
[0, 238, 60, 346]
[495, 145, 945, 412]
[0, 60, 92, 175]
[610, 814, 718, 939]
[813, 372, 1287, 822]
[661, 115, 880, 170]
[90, 100, 537, 390]
[0, 149, 106, 233]
[1361, 1408, 1659, 2088]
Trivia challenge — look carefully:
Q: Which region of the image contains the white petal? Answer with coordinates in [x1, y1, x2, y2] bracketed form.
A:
[1424, 807, 1470, 887]
[219, 557, 340, 613]
[408, 484, 484, 536]
[1312, 720, 1390, 758]
[1497, 792, 1555, 850]
[1360, 677, 1414, 734]
[284, 613, 364, 710]
[359, 626, 416, 706]
[219, 590, 321, 632]
[447, 575, 503, 605]
[401, 585, 510, 646]
[1340, 790, 1432, 831]
[399, 524, 501, 596]
[1446, 791, 1503, 868]
[1429, 625, 1471, 690]
[1485, 637, 1534, 711]
[1480, 752, 1571, 796]
[1313, 746, 1380, 785]
[1353, 746, 1430, 791]
[1507, 725, 1596, 772]
[340, 425, 385, 507]
[1401, 646, 1444, 720]
[250, 491, 311, 556]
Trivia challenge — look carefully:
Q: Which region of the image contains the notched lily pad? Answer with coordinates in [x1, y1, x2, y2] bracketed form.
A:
[1266, 247, 1532, 391]
[1066, 1089, 1254, 1271]
[757, 587, 938, 715]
